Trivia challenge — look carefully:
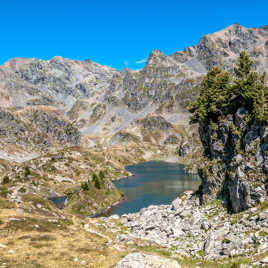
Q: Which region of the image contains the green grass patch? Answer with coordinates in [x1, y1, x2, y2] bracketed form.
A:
[22, 193, 55, 211]
[6, 217, 71, 232]
[0, 197, 15, 209]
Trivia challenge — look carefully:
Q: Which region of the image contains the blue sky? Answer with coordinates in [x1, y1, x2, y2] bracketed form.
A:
[0, 0, 267, 70]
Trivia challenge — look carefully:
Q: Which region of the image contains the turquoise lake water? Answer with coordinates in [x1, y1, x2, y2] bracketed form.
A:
[110, 161, 201, 215]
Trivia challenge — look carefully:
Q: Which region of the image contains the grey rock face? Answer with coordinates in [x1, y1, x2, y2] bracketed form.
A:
[164, 134, 182, 145]
[0, 106, 81, 155]
[110, 192, 268, 262]
[0, 24, 266, 169]
[198, 106, 267, 212]
[138, 116, 173, 131]
[0, 24, 266, 147]
[227, 172, 251, 213]
[178, 142, 191, 157]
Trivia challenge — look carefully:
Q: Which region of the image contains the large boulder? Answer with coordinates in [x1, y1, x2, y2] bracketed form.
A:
[115, 253, 180, 268]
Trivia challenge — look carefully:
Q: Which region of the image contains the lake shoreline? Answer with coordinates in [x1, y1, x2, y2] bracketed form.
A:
[109, 161, 201, 216]
[90, 195, 128, 218]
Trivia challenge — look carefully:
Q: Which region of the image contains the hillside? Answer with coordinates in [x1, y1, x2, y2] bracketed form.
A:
[0, 24, 268, 267]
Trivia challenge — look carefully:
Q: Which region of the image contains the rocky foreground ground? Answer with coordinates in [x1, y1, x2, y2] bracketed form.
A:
[1, 189, 268, 267]
[106, 191, 268, 267]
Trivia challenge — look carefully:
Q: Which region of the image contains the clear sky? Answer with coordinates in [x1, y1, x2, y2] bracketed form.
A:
[0, 0, 267, 70]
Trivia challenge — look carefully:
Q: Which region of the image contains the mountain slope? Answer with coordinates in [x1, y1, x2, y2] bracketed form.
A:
[0, 24, 267, 164]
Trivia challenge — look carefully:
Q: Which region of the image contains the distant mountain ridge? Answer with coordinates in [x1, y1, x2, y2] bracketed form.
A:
[0, 25, 268, 266]
[0, 23, 267, 162]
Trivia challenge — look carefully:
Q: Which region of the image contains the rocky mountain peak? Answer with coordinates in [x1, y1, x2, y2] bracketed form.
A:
[146, 49, 168, 66]
[0, 24, 266, 161]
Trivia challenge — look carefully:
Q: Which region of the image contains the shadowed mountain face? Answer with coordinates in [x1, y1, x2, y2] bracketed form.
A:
[0, 24, 267, 160]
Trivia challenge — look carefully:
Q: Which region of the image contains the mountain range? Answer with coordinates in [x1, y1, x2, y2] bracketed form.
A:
[0, 23, 268, 267]
[0, 23, 267, 163]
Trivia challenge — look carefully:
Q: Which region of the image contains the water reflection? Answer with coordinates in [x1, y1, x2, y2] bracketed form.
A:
[110, 161, 200, 215]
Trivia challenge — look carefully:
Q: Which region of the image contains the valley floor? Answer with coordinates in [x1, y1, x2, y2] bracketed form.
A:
[1, 191, 268, 267]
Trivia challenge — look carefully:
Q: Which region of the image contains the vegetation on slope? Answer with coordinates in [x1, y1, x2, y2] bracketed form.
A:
[190, 51, 268, 125]
[189, 52, 268, 212]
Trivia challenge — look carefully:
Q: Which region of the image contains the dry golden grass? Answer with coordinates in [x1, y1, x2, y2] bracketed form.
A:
[0, 208, 128, 268]
[0, 207, 263, 268]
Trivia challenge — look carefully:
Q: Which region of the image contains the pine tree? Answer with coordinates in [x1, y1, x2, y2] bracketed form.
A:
[234, 51, 253, 79]
[253, 73, 268, 124]
[189, 52, 268, 126]
[190, 67, 231, 123]
[232, 51, 259, 110]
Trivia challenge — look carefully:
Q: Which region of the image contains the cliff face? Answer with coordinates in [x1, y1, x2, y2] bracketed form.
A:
[198, 112, 268, 212]
[193, 49, 268, 212]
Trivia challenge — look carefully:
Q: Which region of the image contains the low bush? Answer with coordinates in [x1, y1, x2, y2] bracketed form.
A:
[2, 176, 10, 184]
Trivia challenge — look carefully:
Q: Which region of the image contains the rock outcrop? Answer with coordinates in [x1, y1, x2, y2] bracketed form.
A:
[0, 106, 81, 156]
[198, 114, 268, 212]
[115, 253, 180, 268]
[111, 191, 268, 262]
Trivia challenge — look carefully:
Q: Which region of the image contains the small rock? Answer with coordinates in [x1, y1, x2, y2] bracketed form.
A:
[16, 208, 24, 215]
[8, 250, 14, 254]
[120, 216, 129, 224]
[258, 242, 268, 252]
[234, 154, 243, 164]
[81, 260, 87, 265]
[0, 243, 7, 248]
[260, 256, 268, 264]
[249, 207, 258, 213]
[201, 222, 210, 231]
[204, 236, 215, 254]
[237, 167, 245, 179]
[9, 217, 20, 221]
[74, 257, 78, 262]
[109, 214, 119, 220]
[48, 219, 58, 223]
[84, 223, 89, 230]
[172, 198, 182, 210]
[180, 209, 191, 218]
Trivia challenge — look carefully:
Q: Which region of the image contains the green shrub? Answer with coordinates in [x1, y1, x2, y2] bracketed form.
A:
[92, 173, 101, 189]
[24, 166, 31, 177]
[0, 186, 10, 198]
[259, 230, 268, 237]
[18, 187, 26, 193]
[2, 176, 10, 185]
[99, 170, 105, 180]
[81, 182, 89, 191]
[65, 188, 73, 199]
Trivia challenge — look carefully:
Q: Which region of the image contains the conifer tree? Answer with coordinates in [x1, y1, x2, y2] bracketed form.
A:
[190, 52, 268, 126]
[234, 51, 253, 79]
[190, 67, 231, 123]
[232, 51, 259, 110]
[253, 73, 268, 123]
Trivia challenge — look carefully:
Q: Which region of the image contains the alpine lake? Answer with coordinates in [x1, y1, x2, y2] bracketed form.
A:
[109, 161, 201, 216]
